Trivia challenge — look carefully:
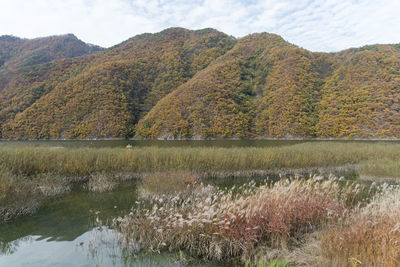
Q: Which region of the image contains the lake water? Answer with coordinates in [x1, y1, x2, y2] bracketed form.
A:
[0, 139, 308, 148]
[0, 183, 222, 266]
[2, 139, 398, 149]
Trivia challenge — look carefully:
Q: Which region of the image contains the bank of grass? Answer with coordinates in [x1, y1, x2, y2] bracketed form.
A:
[1, 142, 400, 177]
[0, 168, 39, 220]
[245, 258, 290, 267]
[139, 171, 197, 196]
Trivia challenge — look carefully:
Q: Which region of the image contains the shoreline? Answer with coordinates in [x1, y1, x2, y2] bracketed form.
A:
[2, 137, 400, 141]
[0, 167, 356, 222]
[2, 142, 400, 221]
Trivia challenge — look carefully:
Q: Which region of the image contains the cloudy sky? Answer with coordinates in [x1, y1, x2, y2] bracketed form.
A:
[1, 0, 399, 52]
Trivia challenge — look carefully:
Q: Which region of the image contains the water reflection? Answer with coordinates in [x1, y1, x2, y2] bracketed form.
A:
[0, 184, 138, 265]
[1, 184, 138, 241]
[0, 169, 363, 266]
[0, 182, 223, 266]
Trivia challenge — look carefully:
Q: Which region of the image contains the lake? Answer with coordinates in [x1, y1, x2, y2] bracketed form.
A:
[0, 182, 225, 266]
[0, 139, 308, 148]
[1, 139, 399, 148]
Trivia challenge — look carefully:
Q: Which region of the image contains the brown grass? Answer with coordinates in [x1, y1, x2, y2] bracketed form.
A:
[1, 142, 400, 177]
[114, 177, 360, 262]
[139, 171, 198, 195]
[88, 173, 117, 192]
[0, 167, 39, 220]
[322, 186, 400, 266]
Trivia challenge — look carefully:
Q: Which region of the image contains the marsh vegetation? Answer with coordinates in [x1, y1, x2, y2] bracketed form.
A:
[1, 141, 400, 266]
[114, 174, 399, 266]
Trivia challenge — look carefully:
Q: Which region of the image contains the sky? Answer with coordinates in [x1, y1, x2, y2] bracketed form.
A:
[1, 0, 400, 52]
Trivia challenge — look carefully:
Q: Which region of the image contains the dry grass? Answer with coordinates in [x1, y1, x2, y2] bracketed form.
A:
[114, 177, 361, 262]
[358, 158, 400, 182]
[113, 177, 400, 265]
[322, 185, 400, 266]
[87, 173, 117, 192]
[0, 167, 39, 220]
[0, 142, 399, 177]
[139, 171, 198, 195]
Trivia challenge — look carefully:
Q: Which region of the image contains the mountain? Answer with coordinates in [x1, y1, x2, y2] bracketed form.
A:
[0, 28, 399, 139]
[0, 28, 235, 138]
[136, 33, 320, 138]
[0, 34, 103, 70]
[136, 35, 400, 139]
[315, 44, 400, 137]
[0, 34, 104, 138]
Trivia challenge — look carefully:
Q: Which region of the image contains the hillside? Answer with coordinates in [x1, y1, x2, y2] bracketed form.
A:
[1, 28, 399, 139]
[136, 35, 400, 139]
[0, 28, 236, 138]
[0, 34, 102, 70]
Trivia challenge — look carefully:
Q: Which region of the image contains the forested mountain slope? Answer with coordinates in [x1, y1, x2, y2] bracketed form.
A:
[136, 35, 400, 139]
[0, 28, 235, 138]
[0, 34, 102, 70]
[1, 28, 399, 139]
[316, 45, 400, 137]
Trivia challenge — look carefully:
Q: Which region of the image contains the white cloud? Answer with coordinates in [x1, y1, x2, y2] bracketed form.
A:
[0, 0, 399, 51]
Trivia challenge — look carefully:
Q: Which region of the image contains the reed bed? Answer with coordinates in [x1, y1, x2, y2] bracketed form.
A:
[1, 141, 400, 222]
[322, 185, 400, 266]
[113, 177, 362, 262]
[1, 142, 400, 178]
[112, 175, 400, 266]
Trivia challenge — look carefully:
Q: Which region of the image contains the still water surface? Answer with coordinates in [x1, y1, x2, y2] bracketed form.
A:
[2, 139, 398, 149]
[0, 139, 307, 148]
[0, 183, 221, 266]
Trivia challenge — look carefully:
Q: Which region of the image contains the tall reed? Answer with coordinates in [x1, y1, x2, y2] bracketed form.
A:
[114, 177, 360, 262]
[0, 142, 399, 177]
[322, 185, 400, 266]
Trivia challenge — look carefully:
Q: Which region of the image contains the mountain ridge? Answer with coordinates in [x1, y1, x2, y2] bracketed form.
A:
[0, 28, 236, 139]
[1, 28, 399, 139]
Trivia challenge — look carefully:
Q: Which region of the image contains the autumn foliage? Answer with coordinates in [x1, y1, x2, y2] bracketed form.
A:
[1, 28, 400, 139]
